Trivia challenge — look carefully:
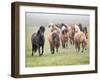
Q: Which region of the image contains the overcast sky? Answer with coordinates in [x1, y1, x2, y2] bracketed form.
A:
[25, 12, 90, 28]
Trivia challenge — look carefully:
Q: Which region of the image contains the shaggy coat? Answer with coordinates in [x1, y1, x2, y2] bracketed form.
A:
[60, 28, 69, 48]
[74, 31, 87, 52]
[48, 30, 60, 54]
[67, 25, 75, 45]
[31, 26, 45, 56]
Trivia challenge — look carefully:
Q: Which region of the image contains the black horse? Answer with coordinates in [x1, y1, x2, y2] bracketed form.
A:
[31, 26, 45, 56]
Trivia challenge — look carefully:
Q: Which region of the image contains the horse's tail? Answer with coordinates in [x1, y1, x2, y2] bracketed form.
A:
[52, 32, 60, 48]
[31, 33, 37, 53]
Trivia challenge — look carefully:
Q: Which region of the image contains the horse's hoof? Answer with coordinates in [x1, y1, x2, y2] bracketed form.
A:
[51, 52, 54, 54]
[40, 53, 44, 56]
[32, 53, 33, 56]
[39, 54, 42, 56]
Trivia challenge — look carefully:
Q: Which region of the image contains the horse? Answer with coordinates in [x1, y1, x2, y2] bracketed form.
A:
[67, 24, 76, 45]
[48, 30, 60, 54]
[74, 31, 87, 52]
[74, 24, 87, 52]
[60, 26, 69, 48]
[74, 24, 87, 53]
[31, 26, 45, 56]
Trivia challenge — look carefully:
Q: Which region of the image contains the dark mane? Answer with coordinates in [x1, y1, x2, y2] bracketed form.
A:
[40, 26, 45, 32]
[78, 24, 83, 32]
[37, 26, 45, 35]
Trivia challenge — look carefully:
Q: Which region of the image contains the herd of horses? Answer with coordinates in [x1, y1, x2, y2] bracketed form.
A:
[31, 23, 88, 56]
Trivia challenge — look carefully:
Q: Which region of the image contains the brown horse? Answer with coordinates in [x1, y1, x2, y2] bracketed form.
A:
[48, 30, 60, 54]
[60, 27, 69, 48]
[67, 24, 76, 45]
[74, 31, 87, 53]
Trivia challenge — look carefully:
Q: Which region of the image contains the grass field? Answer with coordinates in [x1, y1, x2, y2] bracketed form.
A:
[25, 26, 89, 67]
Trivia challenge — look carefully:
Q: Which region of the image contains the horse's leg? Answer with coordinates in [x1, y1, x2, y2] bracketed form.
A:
[50, 44, 54, 54]
[70, 39, 72, 45]
[70, 39, 72, 44]
[56, 49, 58, 53]
[32, 47, 33, 56]
[81, 44, 84, 53]
[32, 44, 34, 56]
[75, 42, 78, 52]
[52, 45, 54, 54]
[61, 40, 64, 48]
[77, 42, 80, 52]
[81, 42, 85, 53]
[66, 39, 68, 48]
[62, 42, 64, 48]
[62, 41, 65, 48]
[56, 47, 58, 53]
[41, 45, 44, 55]
[72, 39, 74, 45]
[38, 46, 41, 56]
[63, 42, 65, 48]
[52, 47, 54, 54]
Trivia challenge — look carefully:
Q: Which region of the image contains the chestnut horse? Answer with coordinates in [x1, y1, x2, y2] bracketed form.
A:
[48, 30, 60, 54]
[60, 26, 69, 48]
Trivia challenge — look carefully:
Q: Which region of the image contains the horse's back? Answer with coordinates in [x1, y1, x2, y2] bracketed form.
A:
[74, 31, 87, 43]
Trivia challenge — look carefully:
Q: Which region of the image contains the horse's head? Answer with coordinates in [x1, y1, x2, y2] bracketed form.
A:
[37, 26, 45, 36]
[62, 28, 68, 34]
[40, 26, 45, 33]
[48, 23, 54, 28]
[48, 23, 55, 32]
[49, 24, 61, 34]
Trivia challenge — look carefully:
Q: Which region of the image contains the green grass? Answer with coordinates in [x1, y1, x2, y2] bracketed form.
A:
[25, 26, 89, 67]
